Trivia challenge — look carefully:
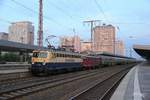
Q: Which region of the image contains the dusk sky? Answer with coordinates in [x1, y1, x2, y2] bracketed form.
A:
[0, 0, 150, 58]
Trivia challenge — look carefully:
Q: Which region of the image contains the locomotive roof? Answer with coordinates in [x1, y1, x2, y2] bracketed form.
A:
[33, 49, 82, 56]
[87, 52, 135, 59]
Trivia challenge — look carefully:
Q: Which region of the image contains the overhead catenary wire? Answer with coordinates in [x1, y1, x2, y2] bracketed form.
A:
[47, 0, 73, 19]
[0, 18, 11, 24]
[47, 0, 82, 29]
[93, 0, 108, 21]
[93, 0, 150, 26]
[10, 0, 70, 29]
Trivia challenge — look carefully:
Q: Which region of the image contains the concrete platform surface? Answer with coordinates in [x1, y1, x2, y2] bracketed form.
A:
[111, 62, 150, 100]
[0, 69, 29, 74]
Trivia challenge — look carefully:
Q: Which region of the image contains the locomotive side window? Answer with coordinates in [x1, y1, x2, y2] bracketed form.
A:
[39, 52, 47, 58]
[33, 52, 47, 58]
[33, 52, 39, 57]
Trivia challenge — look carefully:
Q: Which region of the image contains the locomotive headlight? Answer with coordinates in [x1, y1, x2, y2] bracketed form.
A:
[43, 62, 46, 65]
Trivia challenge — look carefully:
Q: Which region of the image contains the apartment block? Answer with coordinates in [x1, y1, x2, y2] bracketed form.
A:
[60, 35, 81, 52]
[81, 42, 92, 52]
[93, 24, 115, 54]
[9, 21, 34, 45]
[0, 32, 8, 40]
[115, 40, 124, 55]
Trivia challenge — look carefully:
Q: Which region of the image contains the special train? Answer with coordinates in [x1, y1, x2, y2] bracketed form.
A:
[31, 50, 136, 75]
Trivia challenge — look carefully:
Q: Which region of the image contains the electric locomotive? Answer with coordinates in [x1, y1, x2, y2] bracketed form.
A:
[82, 54, 101, 69]
[31, 50, 82, 75]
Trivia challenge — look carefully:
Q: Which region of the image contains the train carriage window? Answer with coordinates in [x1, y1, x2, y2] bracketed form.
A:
[60, 53, 63, 57]
[75, 55, 77, 58]
[52, 53, 55, 58]
[52, 52, 54, 56]
[78, 55, 80, 58]
[64, 54, 66, 57]
[68, 54, 71, 58]
[70, 54, 72, 58]
[59, 53, 61, 57]
[57, 53, 60, 57]
[76, 55, 78, 58]
[66, 54, 69, 58]
[58, 53, 60, 57]
[54, 53, 56, 57]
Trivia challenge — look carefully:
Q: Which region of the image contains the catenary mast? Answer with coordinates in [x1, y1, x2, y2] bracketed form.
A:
[37, 0, 43, 47]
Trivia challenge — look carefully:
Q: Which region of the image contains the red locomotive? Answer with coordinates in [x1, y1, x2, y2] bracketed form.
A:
[82, 54, 101, 69]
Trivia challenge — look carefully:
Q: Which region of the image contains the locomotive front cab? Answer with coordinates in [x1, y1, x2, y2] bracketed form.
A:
[32, 51, 50, 63]
[31, 51, 50, 74]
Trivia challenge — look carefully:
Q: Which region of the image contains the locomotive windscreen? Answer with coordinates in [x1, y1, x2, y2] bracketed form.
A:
[33, 52, 47, 58]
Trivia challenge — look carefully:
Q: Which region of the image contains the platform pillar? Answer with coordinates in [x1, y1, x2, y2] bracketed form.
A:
[19, 52, 23, 62]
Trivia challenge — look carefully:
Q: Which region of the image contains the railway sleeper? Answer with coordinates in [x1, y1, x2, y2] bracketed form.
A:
[10, 92, 21, 96]
[0, 96, 8, 100]
[2, 94, 14, 98]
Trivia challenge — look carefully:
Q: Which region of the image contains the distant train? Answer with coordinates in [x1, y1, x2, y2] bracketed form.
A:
[82, 53, 136, 70]
[31, 50, 136, 75]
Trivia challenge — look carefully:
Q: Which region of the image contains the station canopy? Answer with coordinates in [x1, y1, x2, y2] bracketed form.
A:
[133, 45, 150, 61]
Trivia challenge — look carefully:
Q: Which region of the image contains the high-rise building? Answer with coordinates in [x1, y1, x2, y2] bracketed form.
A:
[9, 21, 34, 45]
[60, 35, 81, 52]
[74, 36, 81, 52]
[81, 42, 92, 52]
[0, 32, 8, 40]
[93, 24, 115, 54]
[115, 40, 124, 55]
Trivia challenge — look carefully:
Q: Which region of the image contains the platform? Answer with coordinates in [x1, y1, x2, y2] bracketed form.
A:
[0, 64, 30, 74]
[111, 62, 150, 100]
[0, 69, 29, 74]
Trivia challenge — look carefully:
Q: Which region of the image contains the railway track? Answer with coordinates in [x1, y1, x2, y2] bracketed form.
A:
[0, 64, 136, 100]
[0, 67, 113, 100]
[0, 68, 108, 90]
[70, 66, 131, 100]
